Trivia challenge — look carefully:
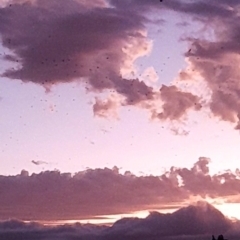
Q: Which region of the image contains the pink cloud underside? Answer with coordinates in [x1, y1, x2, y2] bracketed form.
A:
[1, 158, 240, 221]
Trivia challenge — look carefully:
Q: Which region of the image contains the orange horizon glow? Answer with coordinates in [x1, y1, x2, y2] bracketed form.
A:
[21, 202, 240, 226]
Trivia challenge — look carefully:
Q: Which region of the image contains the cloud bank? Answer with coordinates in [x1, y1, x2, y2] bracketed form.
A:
[0, 202, 239, 240]
[1, 158, 240, 221]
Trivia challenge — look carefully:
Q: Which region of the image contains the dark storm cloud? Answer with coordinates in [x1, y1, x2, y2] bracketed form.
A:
[1, 158, 240, 221]
[0, 202, 238, 240]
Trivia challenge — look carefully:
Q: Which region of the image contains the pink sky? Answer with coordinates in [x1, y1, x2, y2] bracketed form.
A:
[1, 0, 240, 237]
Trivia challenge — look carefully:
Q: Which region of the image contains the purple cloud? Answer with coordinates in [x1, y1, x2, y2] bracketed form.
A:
[1, 158, 240, 221]
[0, 202, 238, 240]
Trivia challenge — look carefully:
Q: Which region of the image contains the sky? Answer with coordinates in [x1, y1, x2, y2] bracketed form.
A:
[1, 0, 240, 238]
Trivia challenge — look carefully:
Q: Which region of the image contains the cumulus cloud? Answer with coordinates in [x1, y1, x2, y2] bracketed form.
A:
[0, 166, 183, 221]
[140, 66, 159, 86]
[1, 0, 240, 127]
[0, 0, 205, 123]
[153, 85, 202, 120]
[161, 0, 240, 129]
[0, 202, 238, 240]
[93, 94, 121, 119]
[110, 201, 232, 238]
[106, 0, 240, 129]
[0, 0, 154, 102]
[2, 158, 240, 221]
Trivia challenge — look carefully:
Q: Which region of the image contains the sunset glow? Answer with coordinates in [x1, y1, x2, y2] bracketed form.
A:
[1, 0, 240, 239]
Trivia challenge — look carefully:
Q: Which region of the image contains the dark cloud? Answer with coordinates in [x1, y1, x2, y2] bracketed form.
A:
[108, 0, 232, 18]
[1, 0, 240, 126]
[0, 202, 238, 240]
[109, 202, 231, 238]
[0, 166, 184, 221]
[0, 0, 156, 105]
[164, 0, 233, 19]
[0, 218, 107, 240]
[1, 158, 240, 221]
[108, 0, 240, 129]
[162, 0, 240, 128]
[0, 0, 204, 123]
